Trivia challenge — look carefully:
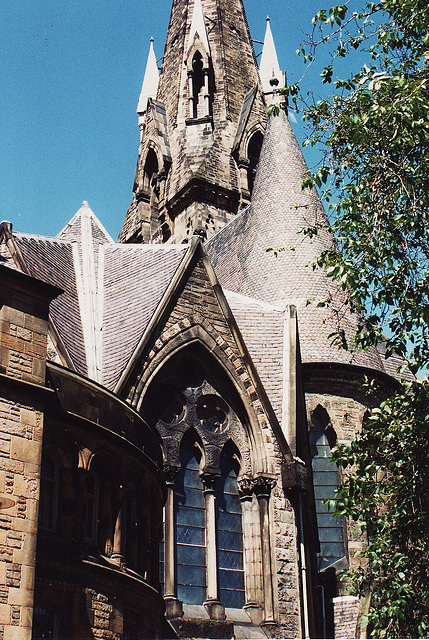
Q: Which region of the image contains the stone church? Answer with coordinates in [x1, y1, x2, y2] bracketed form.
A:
[0, 0, 403, 638]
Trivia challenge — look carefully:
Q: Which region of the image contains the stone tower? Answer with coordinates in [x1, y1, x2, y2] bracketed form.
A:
[118, 0, 272, 244]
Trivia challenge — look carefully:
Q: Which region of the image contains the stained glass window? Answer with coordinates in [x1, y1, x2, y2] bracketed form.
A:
[175, 441, 206, 604]
[310, 412, 345, 572]
[216, 454, 245, 608]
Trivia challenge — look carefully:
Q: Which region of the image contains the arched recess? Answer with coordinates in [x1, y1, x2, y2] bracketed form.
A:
[136, 330, 269, 476]
[186, 37, 214, 120]
[137, 143, 170, 241]
[137, 331, 275, 619]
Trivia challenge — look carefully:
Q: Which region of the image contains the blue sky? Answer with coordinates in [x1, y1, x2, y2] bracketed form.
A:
[1, 0, 329, 239]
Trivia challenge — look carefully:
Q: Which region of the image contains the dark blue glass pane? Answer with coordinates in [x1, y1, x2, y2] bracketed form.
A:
[176, 544, 205, 566]
[319, 527, 344, 543]
[319, 542, 345, 559]
[218, 549, 243, 570]
[220, 587, 245, 609]
[176, 489, 205, 508]
[217, 529, 242, 552]
[177, 585, 206, 605]
[183, 467, 203, 486]
[176, 524, 205, 546]
[217, 511, 242, 533]
[177, 564, 206, 587]
[316, 513, 343, 528]
[219, 569, 245, 590]
[176, 506, 205, 527]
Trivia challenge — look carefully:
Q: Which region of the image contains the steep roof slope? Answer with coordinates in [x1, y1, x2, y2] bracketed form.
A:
[2, 204, 186, 388]
[207, 110, 385, 372]
[101, 244, 187, 390]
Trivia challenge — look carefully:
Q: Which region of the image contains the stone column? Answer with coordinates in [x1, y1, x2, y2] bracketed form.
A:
[111, 490, 125, 567]
[238, 479, 263, 626]
[188, 73, 195, 118]
[163, 465, 183, 619]
[203, 70, 210, 116]
[254, 476, 277, 627]
[201, 473, 225, 621]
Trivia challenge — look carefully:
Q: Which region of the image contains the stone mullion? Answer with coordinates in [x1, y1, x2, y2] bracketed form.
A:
[163, 465, 183, 619]
[201, 472, 225, 621]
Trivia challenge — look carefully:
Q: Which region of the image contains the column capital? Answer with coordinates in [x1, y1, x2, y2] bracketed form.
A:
[237, 475, 277, 500]
[163, 464, 181, 485]
[253, 475, 277, 499]
[200, 471, 220, 494]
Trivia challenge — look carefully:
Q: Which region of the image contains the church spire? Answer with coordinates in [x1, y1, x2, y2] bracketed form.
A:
[137, 38, 160, 116]
[119, 0, 268, 245]
[259, 17, 286, 103]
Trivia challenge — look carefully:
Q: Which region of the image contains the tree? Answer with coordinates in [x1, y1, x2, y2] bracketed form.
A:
[285, 0, 429, 374]
[330, 380, 429, 638]
[281, 1, 429, 636]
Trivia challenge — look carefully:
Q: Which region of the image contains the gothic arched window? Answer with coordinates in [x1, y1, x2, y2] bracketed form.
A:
[309, 407, 345, 572]
[174, 434, 206, 605]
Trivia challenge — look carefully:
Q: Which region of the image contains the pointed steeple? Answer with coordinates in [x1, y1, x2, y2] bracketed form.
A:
[187, 0, 210, 55]
[259, 17, 286, 102]
[119, 0, 268, 245]
[137, 38, 160, 115]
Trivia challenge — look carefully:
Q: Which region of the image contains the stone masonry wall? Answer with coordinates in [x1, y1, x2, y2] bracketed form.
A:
[0, 269, 57, 639]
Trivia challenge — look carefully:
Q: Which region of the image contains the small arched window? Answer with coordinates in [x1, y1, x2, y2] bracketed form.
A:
[310, 407, 345, 572]
[191, 52, 205, 118]
[39, 453, 58, 531]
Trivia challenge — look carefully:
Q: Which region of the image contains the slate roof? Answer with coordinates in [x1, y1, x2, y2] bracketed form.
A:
[225, 290, 285, 423]
[101, 243, 187, 391]
[13, 233, 87, 372]
[207, 110, 387, 375]
[5, 206, 187, 391]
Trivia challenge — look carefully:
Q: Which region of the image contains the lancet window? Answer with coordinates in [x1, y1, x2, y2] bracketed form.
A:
[187, 49, 213, 120]
[309, 406, 346, 572]
[143, 346, 276, 623]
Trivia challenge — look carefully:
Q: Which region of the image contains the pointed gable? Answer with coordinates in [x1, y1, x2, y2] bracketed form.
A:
[187, 0, 210, 56]
[114, 238, 291, 459]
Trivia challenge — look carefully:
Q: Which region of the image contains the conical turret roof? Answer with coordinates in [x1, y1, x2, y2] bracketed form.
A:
[207, 110, 385, 371]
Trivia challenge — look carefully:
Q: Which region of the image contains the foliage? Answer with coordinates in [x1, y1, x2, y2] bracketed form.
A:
[330, 379, 429, 637]
[281, 2, 429, 636]
[283, 0, 429, 373]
